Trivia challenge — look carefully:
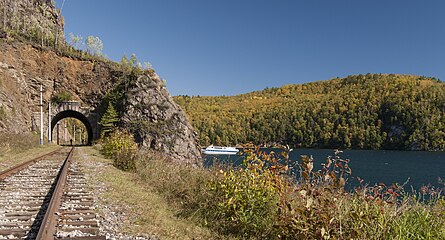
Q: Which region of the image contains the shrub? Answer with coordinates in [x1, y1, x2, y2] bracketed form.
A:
[205, 147, 287, 238]
[273, 150, 353, 239]
[51, 91, 72, 104]
[101, 128, 138, 171]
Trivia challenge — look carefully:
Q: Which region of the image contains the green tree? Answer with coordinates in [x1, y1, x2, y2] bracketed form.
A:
[129, 53, 137, 68]
[120, 54, 146, 73]
[120, 55, 131, 72]
[99, 102, 119, 137]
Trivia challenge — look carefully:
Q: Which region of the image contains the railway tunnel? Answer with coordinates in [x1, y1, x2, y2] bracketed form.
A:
[51, 110, 94, 145]
[50, 101, 99, 146]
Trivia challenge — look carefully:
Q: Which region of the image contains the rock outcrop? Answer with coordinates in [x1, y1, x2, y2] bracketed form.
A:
[122, 75, 201, 165]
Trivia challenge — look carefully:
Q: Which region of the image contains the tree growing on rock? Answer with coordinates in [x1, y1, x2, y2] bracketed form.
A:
[120, 53, 153, 74]
[99, 102, 119, 137]
[120, 55, 131, 72]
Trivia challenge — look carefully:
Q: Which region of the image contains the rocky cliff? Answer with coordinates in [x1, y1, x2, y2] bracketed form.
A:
[122, 75, 201, 165]
[0, 0, 64, 45]
[0, 0, 202, 164]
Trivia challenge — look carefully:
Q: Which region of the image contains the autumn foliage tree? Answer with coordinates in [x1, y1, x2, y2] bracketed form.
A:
[175, 74, 445, 151]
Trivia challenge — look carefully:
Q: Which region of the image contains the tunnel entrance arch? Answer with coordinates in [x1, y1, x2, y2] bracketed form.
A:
[51, 110, 94, 145]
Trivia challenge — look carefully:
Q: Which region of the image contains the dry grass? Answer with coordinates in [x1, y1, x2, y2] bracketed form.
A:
[0, 132, 40, 154]
[0, 132, 61, 171]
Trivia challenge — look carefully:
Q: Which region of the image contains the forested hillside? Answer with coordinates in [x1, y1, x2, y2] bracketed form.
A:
[175, 74, 445, 151]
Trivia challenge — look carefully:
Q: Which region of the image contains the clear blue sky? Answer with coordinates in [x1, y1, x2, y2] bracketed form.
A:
[57, 0, 445, 96]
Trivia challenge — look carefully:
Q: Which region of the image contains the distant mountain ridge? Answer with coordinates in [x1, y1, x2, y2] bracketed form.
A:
[174, 74, 445, 151]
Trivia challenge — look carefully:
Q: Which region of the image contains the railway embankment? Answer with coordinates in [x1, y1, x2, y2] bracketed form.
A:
[76, 146, 215, 240]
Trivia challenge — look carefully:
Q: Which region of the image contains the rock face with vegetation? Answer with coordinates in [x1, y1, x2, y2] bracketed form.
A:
[0, 40, 118, 132]
[176, 74, 445, 151]
[0, 0, 64, 45]
[0, 0, 202, 164]
[122, 75, 201, 164]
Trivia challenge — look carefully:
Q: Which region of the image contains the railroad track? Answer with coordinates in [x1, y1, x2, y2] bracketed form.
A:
[0, 147, 105, 240]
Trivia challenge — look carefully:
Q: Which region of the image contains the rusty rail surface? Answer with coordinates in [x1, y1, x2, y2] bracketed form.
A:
[0, 148, 62, 180]
[36, 147, 74, 240]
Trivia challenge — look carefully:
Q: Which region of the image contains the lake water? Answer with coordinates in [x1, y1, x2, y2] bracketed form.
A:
[203, 148, 445, 192]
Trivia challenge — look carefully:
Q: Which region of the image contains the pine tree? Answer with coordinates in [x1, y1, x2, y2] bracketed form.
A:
[99, 102, 119, 137]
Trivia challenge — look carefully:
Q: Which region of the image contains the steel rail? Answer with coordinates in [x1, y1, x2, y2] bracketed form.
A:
[36, 147, 74, 240]
[0, 147, 63, 180]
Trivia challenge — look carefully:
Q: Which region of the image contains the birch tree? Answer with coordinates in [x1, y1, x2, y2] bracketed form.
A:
[85, 35, 103, 56]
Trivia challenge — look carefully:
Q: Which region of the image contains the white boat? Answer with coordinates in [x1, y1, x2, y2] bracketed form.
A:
[203, 145, 239, 155]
